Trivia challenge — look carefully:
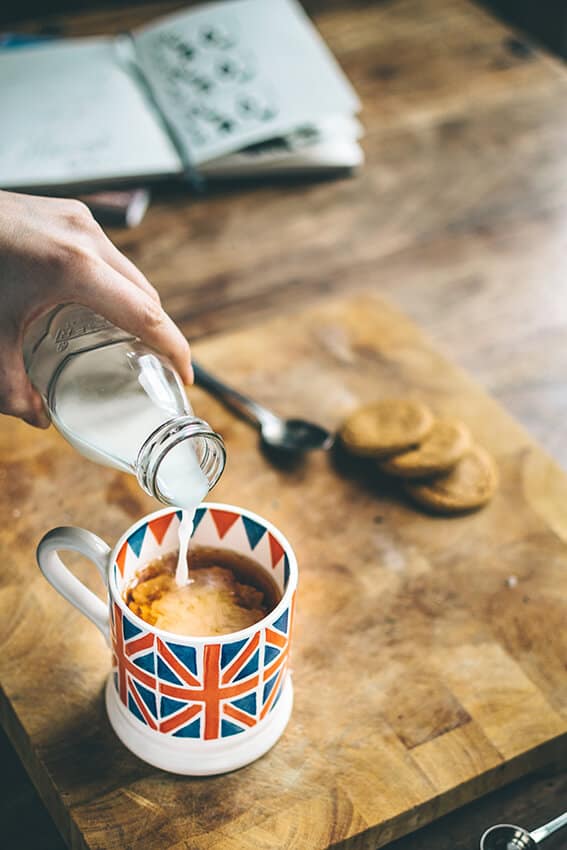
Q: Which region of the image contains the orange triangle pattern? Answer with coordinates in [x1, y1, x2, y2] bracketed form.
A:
[116, 542, 128, 576]
[268, 533, 285, 569]
[148, 513, 175, 545]
[210, 509, 239, 539]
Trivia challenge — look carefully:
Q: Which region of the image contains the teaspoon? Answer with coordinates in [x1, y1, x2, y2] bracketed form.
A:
[481, 812, 567, 850]
[193, 362, 334, 453]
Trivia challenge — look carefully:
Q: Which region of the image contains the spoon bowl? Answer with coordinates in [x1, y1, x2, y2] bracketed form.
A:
[481, 825, 536, 850]
[481, 810, 567, 850]
[261, 417, 334, 452]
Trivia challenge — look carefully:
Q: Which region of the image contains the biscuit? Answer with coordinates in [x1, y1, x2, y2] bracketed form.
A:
[404, 445, 498, 514]
[379, 418, 471, 478]
[340, 399, 434, 458]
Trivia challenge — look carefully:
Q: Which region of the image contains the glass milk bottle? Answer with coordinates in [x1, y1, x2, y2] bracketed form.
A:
[23, 304, 225, 511]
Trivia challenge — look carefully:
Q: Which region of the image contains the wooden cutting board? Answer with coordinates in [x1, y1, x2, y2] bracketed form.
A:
[2, 294, 567, 850]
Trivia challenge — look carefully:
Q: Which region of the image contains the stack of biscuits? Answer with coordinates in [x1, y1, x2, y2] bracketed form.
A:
[339, 399, 498, 515]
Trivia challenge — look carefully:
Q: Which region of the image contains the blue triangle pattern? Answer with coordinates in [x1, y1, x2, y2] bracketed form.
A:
[264, 644, 281, 666]
[133, 680, 157, 717]
[271, 680, 283, 710]
[222, 719, 245, 737]
[166, 642, 198, 676]
[262, 671, 278, 704]
[242, 516, 267, 550]
[122, 616, 142, 641]
[176, 509, 183, 521]
[221, 637, 247, 669]
[160, 694, 187, 719]
[192, 507, 206, 532]
[272, 608, 289, 635]
[233, 650, 259, 682]
[157, 656, 183, 685]
[128, 525, 147, 558]
[173, 718, 201, 738]
[133, 652, 155, 676]
[128, 693, 146, 725]
[284, 554, 290, 587]
[232, 692, 257, 716]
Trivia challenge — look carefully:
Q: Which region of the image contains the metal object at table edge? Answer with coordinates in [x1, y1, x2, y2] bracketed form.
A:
[193, 361, 334, 453]
[481, 811, 567, 850]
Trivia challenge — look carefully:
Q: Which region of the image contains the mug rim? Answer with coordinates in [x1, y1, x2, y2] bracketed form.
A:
[108, 502, 298, 645]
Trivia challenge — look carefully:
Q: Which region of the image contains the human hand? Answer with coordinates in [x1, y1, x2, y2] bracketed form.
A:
[0, 190, 193, 428]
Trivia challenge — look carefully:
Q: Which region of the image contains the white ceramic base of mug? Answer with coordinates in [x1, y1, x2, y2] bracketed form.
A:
[105, 675, 293, 776]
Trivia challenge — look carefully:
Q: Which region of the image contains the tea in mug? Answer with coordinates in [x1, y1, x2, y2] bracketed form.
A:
[124, 545, 281, 637]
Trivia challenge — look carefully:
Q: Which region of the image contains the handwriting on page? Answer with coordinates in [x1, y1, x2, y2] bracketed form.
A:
[142, 22, 278, 154]
[0, 38, 181, 189]
[133, 0, 360, 166]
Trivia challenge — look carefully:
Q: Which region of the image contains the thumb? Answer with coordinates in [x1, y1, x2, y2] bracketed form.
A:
[0, 342, 50, 428]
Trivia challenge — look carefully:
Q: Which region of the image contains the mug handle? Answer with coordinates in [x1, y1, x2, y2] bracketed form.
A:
[37, 527, 112, 645]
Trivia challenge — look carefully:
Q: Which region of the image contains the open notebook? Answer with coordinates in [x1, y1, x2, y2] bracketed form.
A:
[0, 0, 362, 192]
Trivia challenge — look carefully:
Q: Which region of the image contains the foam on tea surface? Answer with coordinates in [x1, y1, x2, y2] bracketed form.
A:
[125, 545, 281, 636]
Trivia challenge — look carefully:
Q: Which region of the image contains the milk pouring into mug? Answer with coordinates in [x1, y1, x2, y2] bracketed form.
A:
[24, 305, 226, 584]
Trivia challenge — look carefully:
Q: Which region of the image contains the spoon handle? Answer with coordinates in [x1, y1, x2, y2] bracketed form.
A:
[531, 812, 567, 844]
[193, 362, 276, 429]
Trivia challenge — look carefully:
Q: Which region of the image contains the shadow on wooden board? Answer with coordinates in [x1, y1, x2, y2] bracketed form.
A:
[2, 0, 566, 61]
[481, 0, 567, 59]
[1, 0, 369, 27]
[0, 0, 156, 26]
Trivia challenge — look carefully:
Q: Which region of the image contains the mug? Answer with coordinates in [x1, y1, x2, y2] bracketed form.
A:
[36, 503, 297, 775]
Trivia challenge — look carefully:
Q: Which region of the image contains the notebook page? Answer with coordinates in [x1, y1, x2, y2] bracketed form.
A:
[200, 115, 364, 176]
[0, 37, 182, 190]
[132, 0, 360, 166]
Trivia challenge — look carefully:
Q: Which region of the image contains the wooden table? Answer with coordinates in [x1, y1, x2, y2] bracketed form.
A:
[3, 0, 567, 847]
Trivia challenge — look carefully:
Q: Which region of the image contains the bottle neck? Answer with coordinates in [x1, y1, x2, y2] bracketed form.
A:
[136, 415, 226, 506]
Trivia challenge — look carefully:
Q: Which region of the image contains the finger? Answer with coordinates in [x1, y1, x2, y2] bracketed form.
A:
[96, 233, 161, 305]
[28, 392, 51, 428]
[0, 343, 50, 428]
[72, 258, 193, 384]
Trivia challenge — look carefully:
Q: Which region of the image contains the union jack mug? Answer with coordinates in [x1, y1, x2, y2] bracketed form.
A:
[36, 503, 297, 775]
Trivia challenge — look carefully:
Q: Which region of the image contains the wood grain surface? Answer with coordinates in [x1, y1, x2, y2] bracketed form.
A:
[3, 0, 567, 848]
[2, 295, 567, 850]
